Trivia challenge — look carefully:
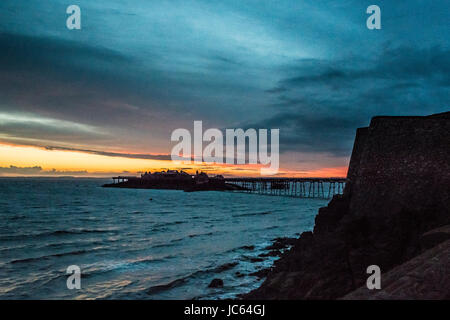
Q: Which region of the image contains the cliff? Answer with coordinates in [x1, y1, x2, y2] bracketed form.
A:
[245, 112, 450, 299]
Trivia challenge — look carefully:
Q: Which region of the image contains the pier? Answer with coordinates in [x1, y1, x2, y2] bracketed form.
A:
[109, 174, 346, 198]
[224, 177, 346, 199]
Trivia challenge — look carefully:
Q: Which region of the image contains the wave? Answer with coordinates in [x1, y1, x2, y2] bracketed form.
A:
[7, 215, 26, 221]
[148, 236, 186, 249]
[262, 225, 279, 230]
[146, 278, 187, 295]
[144, 230, 221, 250]
[150, 242, 179, 249]
[81, 254, 177, 279]
[0, 228, 118, 241]
[232, 211, 272, 218]
[145, 261, 239, 296]
[10, 249, 93, 264]
[188, 231, 215, 239]
[158, 211, 175, 214]
[151, 220, 187, 230]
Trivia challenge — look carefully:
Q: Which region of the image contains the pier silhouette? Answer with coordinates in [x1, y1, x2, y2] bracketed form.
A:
[224, 177, 346, 199]
[110, 173, 346, 198]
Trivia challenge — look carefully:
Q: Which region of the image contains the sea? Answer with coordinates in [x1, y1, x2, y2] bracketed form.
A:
[0, 178, 330, 300]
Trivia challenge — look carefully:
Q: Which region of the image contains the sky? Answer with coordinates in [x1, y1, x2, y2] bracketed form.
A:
[0, 0, 448, 177]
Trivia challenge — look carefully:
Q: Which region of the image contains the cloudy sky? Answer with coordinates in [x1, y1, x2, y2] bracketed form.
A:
[0, 0, 448, 176]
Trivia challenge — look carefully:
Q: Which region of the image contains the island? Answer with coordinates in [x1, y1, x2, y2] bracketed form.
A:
[102, 170, 246, 192]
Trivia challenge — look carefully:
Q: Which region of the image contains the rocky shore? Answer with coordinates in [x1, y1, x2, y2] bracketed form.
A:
[244, 112, 450, 300]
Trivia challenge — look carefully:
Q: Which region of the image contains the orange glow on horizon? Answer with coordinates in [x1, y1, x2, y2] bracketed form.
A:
[0, 143, 347, 178]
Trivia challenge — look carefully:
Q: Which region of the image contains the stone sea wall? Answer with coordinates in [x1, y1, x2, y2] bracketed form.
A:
[245, 112, 450, 299]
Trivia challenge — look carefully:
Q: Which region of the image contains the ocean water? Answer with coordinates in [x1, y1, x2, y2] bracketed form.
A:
[0, 178, 329, 300]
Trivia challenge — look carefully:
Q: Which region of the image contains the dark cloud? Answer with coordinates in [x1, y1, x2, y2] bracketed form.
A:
[0, 33, 130, 71]
[0, 113, 107, 144]
[0, 32, 147, 113]
[0, 32, 182, 150]
[0, 31, 265, 152]
[265, 87, 288, 94]
[252, 45, 449, 156]
[279, 46, 449, 89]
[44, 146, 173, 161]
[244, 112, 362, 157]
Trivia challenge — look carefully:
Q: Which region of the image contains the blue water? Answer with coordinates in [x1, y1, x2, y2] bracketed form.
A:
[0, 178, 328, 299]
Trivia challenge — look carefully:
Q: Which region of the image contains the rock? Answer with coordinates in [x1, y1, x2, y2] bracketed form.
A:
[240, 245, 255, 251]
[264, 237, 298, 250]
[342, 240, 450, 300]
[208, 278, 224, 288]
[420, 225, 450, 250]
[249, 268, 273, 279]
[147, 278, 186, 295]
[258, 250, 282, 258]
[235, 271, 245, 278]
[213, 262, 238, 273]
[245, 112, 450, 300]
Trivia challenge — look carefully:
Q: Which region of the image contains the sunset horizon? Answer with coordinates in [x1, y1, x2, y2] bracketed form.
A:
[0, 142, 348, 178]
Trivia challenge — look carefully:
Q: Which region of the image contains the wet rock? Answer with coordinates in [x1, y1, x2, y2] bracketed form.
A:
[249, 268, 273, 279]
[240, 245, 255, 251]
[213, 262, 238, 273]
[264, 237, 298, 251]
[235, 271, 245, 278]
[147, 278, 186, 295]
[249, 257, 264, 263]
[208, 278, 224, 288]
[258, 250, 282, 258]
